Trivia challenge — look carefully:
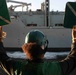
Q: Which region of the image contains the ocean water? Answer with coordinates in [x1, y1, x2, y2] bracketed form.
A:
[7, 51, 69, 59]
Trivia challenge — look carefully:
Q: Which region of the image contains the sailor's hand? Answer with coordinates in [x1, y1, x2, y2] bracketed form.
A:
[0, 26, 6, 42]
[72, 26, 76, 43]
[0, 26, 2, 42]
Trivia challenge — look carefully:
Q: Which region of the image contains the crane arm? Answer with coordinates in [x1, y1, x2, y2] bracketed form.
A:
[7, 0, 31, 6]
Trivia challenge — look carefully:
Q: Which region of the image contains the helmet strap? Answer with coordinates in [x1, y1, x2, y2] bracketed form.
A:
[43, 40, 48, 54]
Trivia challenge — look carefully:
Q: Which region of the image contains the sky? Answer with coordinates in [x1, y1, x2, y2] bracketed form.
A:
[7, 0, 76, 11]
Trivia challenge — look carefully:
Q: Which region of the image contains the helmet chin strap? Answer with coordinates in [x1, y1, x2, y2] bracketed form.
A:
[43, 40, 49, 54]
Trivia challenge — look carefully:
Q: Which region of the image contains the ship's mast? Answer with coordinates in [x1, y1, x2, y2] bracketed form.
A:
[45, 0, 50, 27]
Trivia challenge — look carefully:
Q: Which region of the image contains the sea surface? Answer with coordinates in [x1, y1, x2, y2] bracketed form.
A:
[7, 51, 69, 59]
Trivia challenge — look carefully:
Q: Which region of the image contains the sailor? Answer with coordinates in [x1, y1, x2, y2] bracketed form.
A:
[0, 26, 76, 75]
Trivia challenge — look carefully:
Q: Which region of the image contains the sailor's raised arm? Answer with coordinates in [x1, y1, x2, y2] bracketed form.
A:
[60, 27, 76, 74]
[0, 26, 9, 62]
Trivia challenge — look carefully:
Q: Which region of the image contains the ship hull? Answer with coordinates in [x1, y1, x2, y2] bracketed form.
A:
[3, 19, 72, 51]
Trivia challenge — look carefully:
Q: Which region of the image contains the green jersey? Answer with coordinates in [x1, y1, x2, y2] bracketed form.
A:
[12, 60, 61, 75]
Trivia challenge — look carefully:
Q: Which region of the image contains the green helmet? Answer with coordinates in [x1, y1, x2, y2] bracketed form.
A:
[25, 30, 47, 47]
